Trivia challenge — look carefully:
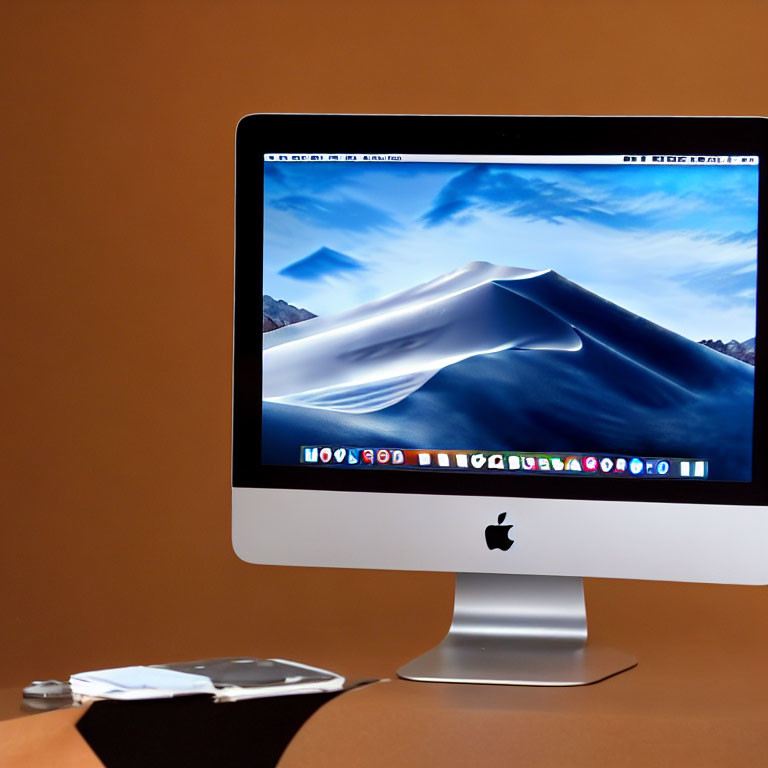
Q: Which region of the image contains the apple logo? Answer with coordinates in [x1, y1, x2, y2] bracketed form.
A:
[485, 513, 514, 551]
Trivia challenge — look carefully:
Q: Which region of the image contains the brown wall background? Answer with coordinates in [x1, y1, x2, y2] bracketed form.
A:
[1, 0, 767, 687]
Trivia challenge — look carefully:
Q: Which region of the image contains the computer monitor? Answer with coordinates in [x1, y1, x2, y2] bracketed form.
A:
[232, 115, 768, 685]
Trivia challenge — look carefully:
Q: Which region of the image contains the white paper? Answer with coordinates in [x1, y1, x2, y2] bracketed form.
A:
[70, 666, 217, 700]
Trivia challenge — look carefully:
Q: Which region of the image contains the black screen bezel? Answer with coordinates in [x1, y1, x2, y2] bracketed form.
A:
[234, 114, 767, 506]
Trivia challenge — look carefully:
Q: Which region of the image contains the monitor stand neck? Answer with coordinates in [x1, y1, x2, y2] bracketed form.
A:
[397, 573, 636, 686]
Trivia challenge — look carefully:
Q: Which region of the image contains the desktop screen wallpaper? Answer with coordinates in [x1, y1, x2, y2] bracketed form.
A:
[260, 160, 758, 481]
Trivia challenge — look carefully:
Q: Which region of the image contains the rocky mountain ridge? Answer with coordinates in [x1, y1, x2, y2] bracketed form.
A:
[263, 295, 315, 332]
[698, 337, 755, 366]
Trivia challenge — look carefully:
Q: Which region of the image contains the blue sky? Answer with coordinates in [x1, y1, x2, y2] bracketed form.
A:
[263, 161, 759, 342]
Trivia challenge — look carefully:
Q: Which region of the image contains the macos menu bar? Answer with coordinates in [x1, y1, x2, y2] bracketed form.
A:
[264, 153, 759, 165]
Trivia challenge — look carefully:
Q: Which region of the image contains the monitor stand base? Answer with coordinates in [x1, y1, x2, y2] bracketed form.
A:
[397, 573, 637, 686]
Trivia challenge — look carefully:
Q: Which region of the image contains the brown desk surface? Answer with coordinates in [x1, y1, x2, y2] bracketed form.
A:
[1, 579, 767, 767]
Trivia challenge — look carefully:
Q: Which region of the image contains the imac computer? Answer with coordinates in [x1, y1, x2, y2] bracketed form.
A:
[232, 115, 767, 686]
